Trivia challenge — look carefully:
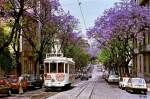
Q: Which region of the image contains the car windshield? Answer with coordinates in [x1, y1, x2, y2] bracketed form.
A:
[132, 78, 145, 85]
[110, 75, 118, 78]
[8, 78, 18, 83]
[30, 75, 40, 80]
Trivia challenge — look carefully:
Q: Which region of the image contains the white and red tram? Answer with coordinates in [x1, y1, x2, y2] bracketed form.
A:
[44, 53, 75, 90]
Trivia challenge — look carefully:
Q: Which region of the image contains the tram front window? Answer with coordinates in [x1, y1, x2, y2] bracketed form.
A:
[65, 64, 68, 73]
[58, 63, 64, 73]
[45, 63, 49, 73]
[50, 63, 57, 73]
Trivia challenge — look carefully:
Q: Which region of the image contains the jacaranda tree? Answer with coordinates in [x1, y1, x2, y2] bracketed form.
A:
[21, 0, 79, 75]
[87, 0, 150, 76]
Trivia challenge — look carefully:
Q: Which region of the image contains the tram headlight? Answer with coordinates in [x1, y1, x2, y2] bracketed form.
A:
[45, 74, 51, 80]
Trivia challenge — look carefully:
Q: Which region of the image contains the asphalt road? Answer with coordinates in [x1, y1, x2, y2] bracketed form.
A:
[2, 65, 150, 99]
[47, 65, 150, 99]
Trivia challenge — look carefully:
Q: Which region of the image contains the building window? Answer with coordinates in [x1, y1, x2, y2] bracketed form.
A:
[143, 33, 146, 45]
[140, 55, 142, 72]
[148, 1, 150, 15]
[144, 54, 146, 72]
[148, 33, 150, 44]
[149, 55, 150, 73]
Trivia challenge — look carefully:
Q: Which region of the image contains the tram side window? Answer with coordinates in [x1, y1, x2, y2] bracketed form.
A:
[69, 64, 72, 74]
[73, 65, 75, 73]
[65, 64, 68, 73]
[58, 63, 64, 73]
[45, 63, 49, 73]
[50, 63, 56, 73]
[69, 64, 75, 74]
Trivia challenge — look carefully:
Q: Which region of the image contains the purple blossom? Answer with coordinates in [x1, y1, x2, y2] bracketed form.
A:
[87, 0, 150, 46]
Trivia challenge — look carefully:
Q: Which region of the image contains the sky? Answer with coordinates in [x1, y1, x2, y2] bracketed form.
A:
[60, 0, 120, 36]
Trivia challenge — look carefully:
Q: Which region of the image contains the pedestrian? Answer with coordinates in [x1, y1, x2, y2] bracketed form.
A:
[18, 76, 24, 94]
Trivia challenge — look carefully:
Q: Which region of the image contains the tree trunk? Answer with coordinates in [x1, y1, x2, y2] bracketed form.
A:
[16, 52, 21, 76]
[34, 58, 39, 75]
[119, 66, 122, 77]
[124, 62, 129, 76]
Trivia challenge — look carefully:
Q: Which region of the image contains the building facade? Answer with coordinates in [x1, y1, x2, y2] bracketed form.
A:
[133, 0, 150, 82]
[20, 13, 41, 75]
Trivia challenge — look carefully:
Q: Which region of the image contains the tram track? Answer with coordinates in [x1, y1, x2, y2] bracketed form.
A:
[68, 81, 89, 98]
[75, 81, 96, 99]
[89, 81, 96, 99]
[75, 83, 89, 98]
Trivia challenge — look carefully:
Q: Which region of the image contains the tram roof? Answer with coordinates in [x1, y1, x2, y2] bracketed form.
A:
[44, 56, 75, 64]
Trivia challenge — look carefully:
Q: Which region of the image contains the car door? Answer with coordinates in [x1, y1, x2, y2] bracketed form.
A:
[126, 78, 132, 89]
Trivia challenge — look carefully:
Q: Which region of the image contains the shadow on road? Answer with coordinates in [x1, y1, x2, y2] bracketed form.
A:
[45, 86, 75, 92]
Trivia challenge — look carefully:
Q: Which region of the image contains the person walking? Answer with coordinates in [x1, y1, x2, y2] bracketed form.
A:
[18, 76, 24, 94]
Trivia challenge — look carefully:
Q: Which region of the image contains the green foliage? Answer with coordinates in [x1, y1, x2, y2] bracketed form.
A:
[3, 1, 13, 10]
[0, 48, 13, 71]
[0, 27, 14, 72]
[64, 44, 90, 70]
[97, 48, 111, 65]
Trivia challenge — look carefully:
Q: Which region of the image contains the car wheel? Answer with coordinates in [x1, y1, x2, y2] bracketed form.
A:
[40, 85, 43, 88]
[45, 88, 49, 92]
[120, 85, 122, 89]
[121, 86, 123, 89]
[125, 88, 128, 92]
[143, 91, 147, 95]
[130, 89, 134, 94]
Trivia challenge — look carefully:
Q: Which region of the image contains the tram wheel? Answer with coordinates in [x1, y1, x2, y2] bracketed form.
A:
[44, 88, 49, 92]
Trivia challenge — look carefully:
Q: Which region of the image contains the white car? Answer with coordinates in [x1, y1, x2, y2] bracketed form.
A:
[102, 71, 109, 79]
[119, 77, 129, 89]
[126, 78, 147, 94]
[107, 75, 119, 83]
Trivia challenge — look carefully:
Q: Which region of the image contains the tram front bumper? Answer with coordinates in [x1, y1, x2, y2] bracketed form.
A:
[44, 82, 66, 88]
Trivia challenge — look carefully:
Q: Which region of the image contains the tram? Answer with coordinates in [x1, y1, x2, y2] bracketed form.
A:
[43, 40, 75, 90]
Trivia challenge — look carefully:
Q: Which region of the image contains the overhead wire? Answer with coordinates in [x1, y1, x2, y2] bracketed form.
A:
[76, 0, 87, 30]
[76, 0, 92, 49]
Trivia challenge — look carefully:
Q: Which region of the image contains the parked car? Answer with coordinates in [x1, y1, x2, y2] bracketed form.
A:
[7, 75, 28, 93]
[75, 72, 81, 79]
[80, 73, 89, 80]
[88, 73, 92, 78]
[27, 74, 43, 89]
[126, 78, 147, 94]
[0, 77, 11, 96]
[119, 77, 129, 89]
[21, 74, 31, 89]
[102, 70, 109, 79]
[107, 75, 119, 83]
